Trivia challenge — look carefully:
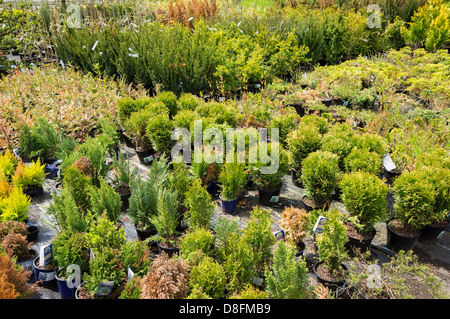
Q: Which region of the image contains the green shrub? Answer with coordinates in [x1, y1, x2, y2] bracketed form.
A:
[184, 178, 215, 231]
[268, 108, 299, 147]
[214, 217, 240, 263]
[120, 240, 150, 277]
[52, 230, 90, 275]
[340, 171, 389, 233]
[287, 122, 322, 171]
[61, 166, 92, 211]
[189, 256, 227, 299]
[301, 151, 340, 206]
[88, 181, 122, 223]
[0, 150, 18, 180]
[265, 241, 311, 299]
[321, 123, 357, 169]
[242, 207, 275, 272]
[146, 113, 174, 155]
[392, 169, 438, 230]
[173, 110, 199, 130]
[218, 162, 247, 201]
[46, 188, 88, 233]
[177, 93, 200, 111]
[179, 228, 215, 263]
[82, 246, 126, 298]
[77, 136, 109, 187]
[86, 212, 126, 252]
[229, 284, 269, 299]
[152, 188, 180, 247]
[157, 91, 178, 118]
[343, 147, 382, 175]
[315, 209, 349, 273]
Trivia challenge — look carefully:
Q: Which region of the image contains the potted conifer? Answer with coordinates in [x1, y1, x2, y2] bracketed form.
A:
[218, 162, 247, 214]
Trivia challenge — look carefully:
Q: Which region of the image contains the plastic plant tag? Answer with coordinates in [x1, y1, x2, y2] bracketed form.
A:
[127, 267, 135, 281]
[383, 154, 396, 172]
[312, 215, 328, 234]
[273, 229, 285, 241]
[96, 281, 115, 297]
[143, 155, 154, 164]
[39, 243, 53, 267]
[270, 195, 279, 203]
[91, 40, 98, 51]
[252, 276, 263, 286]
[90, 248, 95, 261]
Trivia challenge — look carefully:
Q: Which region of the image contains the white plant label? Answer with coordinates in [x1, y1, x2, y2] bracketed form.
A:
[39, 243, 53, 267]
[313, 215, 328, 234]
[382, 154, 396, 172]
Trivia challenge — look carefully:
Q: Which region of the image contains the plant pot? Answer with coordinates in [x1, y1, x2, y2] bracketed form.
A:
[257, 183, 282, 206]
[291, 168, 302, 188]
[33, 257, 57, 287]
[135, 224, 157, 242]
[302, 195, 329, 212]
[383, 168, 401, 185]
[26, 225, 39, 243]
[313, 261, 348, 294]
[331, 186, 342, 201]
[122, 133, 134, 148]
[56, 269, 77, 299]
[17, 249, 38, 274]
[157, 241, 179, 258]
[220, 195, 238, 215]
[136, 148, 154, 165]
[206, 181, 220, 197]
[345, 226, 375, 256]
[118, 191, 131, 212]
[23, 185, 43, 197]
[295, 240, 306, 258]
[418, 219, 449, 245]
[386, 220, 421, 252]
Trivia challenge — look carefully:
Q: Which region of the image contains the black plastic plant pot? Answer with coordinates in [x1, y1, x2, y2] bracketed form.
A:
[383, 168, 401, 185]
[345, 230, 376, 257]
[206, 181, 220, 197]
[33, 257, 57, 287]
[26, 225, 39, 243]
[295, 240, 306, 258]
[386, 223, 421, 252]
[23, 185, 43, 197]
[257, 183, 282, 207]
[220, 195, 238, 215]
[56, 269, 77, 299]
[313, 261, 348, 294]
[157, 241, 179, 258]
[120, 192, 131, 212]
[17, 249, 38, 275]
[291, 168, 302, 188]
[135, 225, 158, 242]
[136, 148, 154, 165]
[418, 219, 449, 245]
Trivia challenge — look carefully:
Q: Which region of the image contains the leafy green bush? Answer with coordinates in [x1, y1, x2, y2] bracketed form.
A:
[86, 212, 126, 252]
[177, 93, 200, 111]
[265, 241, 311, 299]
[301, 150, 340, 206]
[392, 168, 438, 230]
[340, 171, 389, 233]
[52, 230, 90, 275]
[213, 217, 240, 263]
[157, 91, 178, 118]
[120, 240, 150, 277]
[321, 123, 357, 170]
[0, 186, 30, 223]
[46, 188, 88, 233]
[82, 246, 126, 298]
[287, 122, 322, 172]
[88, 181, 122, 222]
[61, 166, 92, 212]
[179, 228, 215, 263]
[146, 113, 174, 155]
[315, 209, 349, 273]
[184, 178, 215, 230]
[343, 147, 382, 175]
[189, 256, 227, 299]
[12, 159, 46, 189]
[218, 162, 247, 201]
[152, 188, 180, 247]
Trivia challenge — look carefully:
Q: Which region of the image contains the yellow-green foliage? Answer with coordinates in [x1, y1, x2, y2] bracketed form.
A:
[12, 159, 46, 189]
[0, 187, 30, 222]
[0, 151, 18, 180]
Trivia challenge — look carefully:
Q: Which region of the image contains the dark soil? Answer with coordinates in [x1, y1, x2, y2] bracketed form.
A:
[387, 219, 421, 237]
[315, 263, 348, 283]
[347, 223, 375, 241]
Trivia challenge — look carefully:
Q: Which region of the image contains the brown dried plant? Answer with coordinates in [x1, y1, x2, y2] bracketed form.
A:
[1, 233, 33, 262]
[0, 220, 28, 242]
[0, 252, 36, 299]
[157, 0, 218, 28]
[140, 252, 189, 299]
[279, 206, 310, 246]
[72, 156, 95, 178]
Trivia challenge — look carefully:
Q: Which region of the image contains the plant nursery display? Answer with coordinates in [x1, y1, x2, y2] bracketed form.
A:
[0, 0, 449, 303]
